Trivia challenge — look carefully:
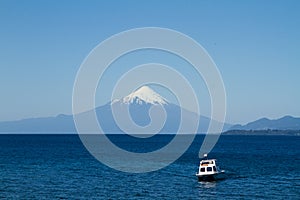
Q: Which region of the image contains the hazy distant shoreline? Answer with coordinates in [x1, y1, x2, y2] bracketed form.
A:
[0, 130, 300, 136]
[223, 129, 300, 136]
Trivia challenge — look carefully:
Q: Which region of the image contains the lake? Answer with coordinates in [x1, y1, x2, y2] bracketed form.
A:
[0, 134, 299, 199]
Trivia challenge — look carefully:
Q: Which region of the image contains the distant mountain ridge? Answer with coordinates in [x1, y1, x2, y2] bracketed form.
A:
[1, 86, 299, 134]
[230, 116, 300, 130]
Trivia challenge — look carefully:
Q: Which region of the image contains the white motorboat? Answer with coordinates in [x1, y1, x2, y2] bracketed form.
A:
[196, 154, 225, 181]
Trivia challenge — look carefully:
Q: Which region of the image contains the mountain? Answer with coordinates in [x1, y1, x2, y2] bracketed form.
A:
[0, 86, 231, 133]
[230, 116, 300, 130]
[2, 86, 299, 134]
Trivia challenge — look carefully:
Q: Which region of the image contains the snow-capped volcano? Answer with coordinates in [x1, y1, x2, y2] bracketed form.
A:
[0, 84, 233, 133]
[120, 86, 168, 105]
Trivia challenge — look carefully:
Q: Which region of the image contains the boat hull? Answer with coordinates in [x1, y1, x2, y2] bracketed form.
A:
[196, 172, 225, 182]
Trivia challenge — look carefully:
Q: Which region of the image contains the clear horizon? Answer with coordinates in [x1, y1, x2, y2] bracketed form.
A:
[1, 1, 299, 124]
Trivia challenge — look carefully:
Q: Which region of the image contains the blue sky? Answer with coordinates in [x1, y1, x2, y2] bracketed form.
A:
[0, 0, 299, 124]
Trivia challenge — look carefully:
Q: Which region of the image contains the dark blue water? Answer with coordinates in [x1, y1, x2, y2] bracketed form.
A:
[0, 134, 299, 199]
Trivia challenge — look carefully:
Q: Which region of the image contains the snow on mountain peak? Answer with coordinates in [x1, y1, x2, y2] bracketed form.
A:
[121, 86, 168, 105]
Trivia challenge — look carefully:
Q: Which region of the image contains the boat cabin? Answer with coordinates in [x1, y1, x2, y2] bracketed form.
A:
[198, 159, 218, 175]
